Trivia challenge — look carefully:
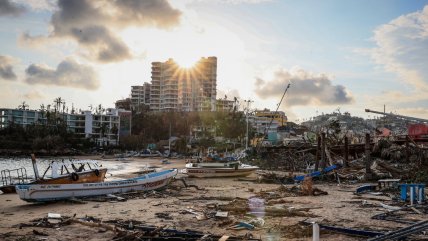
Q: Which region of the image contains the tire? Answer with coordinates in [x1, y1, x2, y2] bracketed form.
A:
[71, 172, 79, 181]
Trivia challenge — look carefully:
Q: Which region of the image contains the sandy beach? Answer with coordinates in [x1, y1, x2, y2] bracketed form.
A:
[0, 157, 419, 240]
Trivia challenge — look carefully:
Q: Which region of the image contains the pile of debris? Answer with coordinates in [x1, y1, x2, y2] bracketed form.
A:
[15, 214, 262, 241]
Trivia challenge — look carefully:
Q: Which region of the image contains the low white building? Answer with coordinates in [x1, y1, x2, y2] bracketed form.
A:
[0, 107, 130, 146]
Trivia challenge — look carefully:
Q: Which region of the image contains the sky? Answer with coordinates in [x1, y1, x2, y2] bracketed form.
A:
[1, 0, 428, 122]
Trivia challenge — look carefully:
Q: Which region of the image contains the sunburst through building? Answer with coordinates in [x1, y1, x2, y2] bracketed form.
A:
[135, 57, 217, 112]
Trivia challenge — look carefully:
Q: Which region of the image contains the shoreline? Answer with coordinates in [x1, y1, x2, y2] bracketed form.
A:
[0, 157, 423, 240]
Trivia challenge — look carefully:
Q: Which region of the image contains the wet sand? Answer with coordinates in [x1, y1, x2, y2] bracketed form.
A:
[0, 157, 413, 240]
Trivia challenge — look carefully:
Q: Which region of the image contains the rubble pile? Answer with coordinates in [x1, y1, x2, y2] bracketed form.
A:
[14, 215, 262, 241]
[255, 147, 316, 172]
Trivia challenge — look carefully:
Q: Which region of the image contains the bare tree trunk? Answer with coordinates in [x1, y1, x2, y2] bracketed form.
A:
[315, 134, 321, 171]
[343, 136, 349, 167]
[320, 133, 326, 169]
[365, 133, 372, 180]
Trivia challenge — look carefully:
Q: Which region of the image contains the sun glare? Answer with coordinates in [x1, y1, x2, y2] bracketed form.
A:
[175, 56, 198, 68]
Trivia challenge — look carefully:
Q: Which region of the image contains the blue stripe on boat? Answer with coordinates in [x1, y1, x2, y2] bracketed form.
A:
[16, 169, 176, 188]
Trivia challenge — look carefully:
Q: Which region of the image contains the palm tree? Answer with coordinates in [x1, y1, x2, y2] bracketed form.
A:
[62, 101, 66, 113]
[111, 124, 119, 139]
[39, 104, 46, 122]
[99, 123, 109, 146]
[97, 104, 104, 115]
[18, 101, 29, 110]
[53, 97, 65, 113]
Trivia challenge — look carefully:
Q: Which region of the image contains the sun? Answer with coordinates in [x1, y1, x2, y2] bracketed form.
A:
[174, 56, 198, 69]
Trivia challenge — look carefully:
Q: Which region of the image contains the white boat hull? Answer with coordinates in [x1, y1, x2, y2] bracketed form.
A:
[16, 169, 177, 202]
[185, 163, 258, 178]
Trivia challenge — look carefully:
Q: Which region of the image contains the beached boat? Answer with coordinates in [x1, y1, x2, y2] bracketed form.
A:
[16, 168, 178, 202]
[0, 155, 107, 194]
[34, 159, 107, 184]
[184, 162, 258, 178]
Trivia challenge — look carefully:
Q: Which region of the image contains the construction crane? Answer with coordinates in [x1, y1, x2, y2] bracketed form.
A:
[365, 109, 428, 123]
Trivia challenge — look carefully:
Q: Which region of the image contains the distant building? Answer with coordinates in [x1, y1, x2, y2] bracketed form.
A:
[250, 115, 280, 134]
[115, 98, 131, 110]
[216, 99, 235, 112]
[0, 107, 130, 146]
[150, 57, 217, 112]
[130, 82, 151, 111]
[255, 109, 287, 127]
[118, 109, 132, 137]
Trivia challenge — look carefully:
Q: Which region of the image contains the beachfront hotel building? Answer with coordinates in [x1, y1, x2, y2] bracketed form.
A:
[0, 108, 131, 146]
[130, 82, 151, 110]
[149, 57, 217, 112]
[125, 57, 236, 113]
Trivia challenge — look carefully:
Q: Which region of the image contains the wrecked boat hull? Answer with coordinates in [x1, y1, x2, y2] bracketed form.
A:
[16, 169, 177, 202]
[35, 168, 107, 184]
[184, 163, 258, 178]
[1, 168, 107, 194]
[185, 168, 258, 178]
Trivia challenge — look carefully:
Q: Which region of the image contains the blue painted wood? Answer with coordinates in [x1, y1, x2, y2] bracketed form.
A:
[399, 184, 426, 202]
[294, 164, 341, 181]
[356, 184, 377, 194]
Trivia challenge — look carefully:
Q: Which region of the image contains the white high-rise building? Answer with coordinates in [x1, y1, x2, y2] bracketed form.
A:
[149, 57, 217, 112]
[131, 82, 151, 110]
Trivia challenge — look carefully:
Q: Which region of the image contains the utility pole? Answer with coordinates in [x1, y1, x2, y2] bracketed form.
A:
[168, 122, 172, 157]
[244, 100, 253, 150]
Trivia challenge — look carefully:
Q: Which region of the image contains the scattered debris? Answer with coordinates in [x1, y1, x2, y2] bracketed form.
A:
[215, 211, 229, 218]
[302, 222, 385, 238]
[368, 220, 428, 241]
[229, 222, 255, 230]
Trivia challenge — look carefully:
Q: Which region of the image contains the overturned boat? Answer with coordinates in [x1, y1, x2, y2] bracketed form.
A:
[184, 162, 258, 178]
[16, 168, 178, 202]
[0, 154, 107, 193]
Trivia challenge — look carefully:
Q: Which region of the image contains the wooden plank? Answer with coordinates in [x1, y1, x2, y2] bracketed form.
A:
[218, 235, 230, 241]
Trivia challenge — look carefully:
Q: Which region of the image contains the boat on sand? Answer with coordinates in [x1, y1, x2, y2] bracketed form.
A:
[16, 168, 177, 202]
[0, 154, 107, 193]
[184, 162, 258, 178]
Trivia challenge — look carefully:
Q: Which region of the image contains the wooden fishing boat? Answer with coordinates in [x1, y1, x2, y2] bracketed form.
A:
[16, 168, 177, 202]
[0, 155, 107, 194]
[33, 159, 107, 185]
[184, 162, 258, 178]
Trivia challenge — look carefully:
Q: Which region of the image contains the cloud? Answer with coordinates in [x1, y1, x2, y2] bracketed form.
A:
[22, 0, 181, 63]
[23, 90, 44, 99]
[0, 55, 17, 80]
[188, 0, 272, 4]
[18, 32, 51, 47]
[112, 0, 182, 28]
[25, 59, 99, 90]
[17, 0, 56, 11]
[0, 0, 25, 16]
[398, 107, 428, 119]
[371, 5, 428, 91]
[70, 26, 131, 62]
[255, 67, 354, 107]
